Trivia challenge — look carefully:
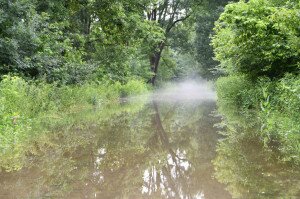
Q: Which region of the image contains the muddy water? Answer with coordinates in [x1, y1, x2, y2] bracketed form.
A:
[0, 81, 299, 199]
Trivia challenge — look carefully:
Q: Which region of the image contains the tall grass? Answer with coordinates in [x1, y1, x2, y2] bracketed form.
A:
[0, 75, 149, 171]
[216, 74, 300, 165]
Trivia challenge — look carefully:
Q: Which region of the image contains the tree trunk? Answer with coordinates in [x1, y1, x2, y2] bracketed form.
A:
[149, 42, 165, 85]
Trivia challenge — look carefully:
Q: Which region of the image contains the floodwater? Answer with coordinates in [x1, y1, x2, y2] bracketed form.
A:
[0, 81, 299, 199]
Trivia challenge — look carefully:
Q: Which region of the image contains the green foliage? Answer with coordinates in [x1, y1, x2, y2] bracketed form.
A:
[155, 49, 178, 83]
[120, 79, 149, 97]
[212, 0, 300, 77]
[156, 49, 203, 83]
[0, 0, 166, 84]
[173, 52, 203, 79]
[0, 0, 40, 76]
[89, 0, 164, 83]
[0, 75, 148, 171]
[258, 74, 300, 162]
[216, 75, 261, 126]
[216, 73, 300, 164]
[0, 0, 209, 84]
[213, 0, 300, 167]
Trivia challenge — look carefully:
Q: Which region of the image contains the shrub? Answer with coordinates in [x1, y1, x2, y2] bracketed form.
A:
[212, 0, 300, 78]
[120, 79, 149, 97]
[216, 75, 261, 126]
[259, 74, 300, 163]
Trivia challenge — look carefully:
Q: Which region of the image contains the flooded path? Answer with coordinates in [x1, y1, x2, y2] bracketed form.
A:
[0, 81, 299, 198]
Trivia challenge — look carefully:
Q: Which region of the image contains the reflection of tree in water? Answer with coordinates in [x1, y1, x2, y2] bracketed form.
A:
[140, 101, 230, 199]
[142, 102, 193, 198]
[213, 126, 300, 199]
[0, 100, 230, 199]
[73, 101, 228, 199]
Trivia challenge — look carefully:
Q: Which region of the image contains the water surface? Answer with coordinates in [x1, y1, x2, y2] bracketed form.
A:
[0, 81, 299, 199]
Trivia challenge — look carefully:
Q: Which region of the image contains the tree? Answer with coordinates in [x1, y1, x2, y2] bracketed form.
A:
[146, 0, 204, 84]
[0, 0, 40, 77]
[73, 0, 164, 83]
[0, 0, 164, 83]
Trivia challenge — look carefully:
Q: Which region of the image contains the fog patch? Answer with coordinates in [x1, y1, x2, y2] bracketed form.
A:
[152, 79, 216, 102]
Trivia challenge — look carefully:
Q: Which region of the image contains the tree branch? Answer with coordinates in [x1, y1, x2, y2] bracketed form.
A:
[166, 13, 192, 33]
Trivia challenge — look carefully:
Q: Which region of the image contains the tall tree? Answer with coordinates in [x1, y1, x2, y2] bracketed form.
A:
[146, 0, 203, 84]
[0, 0, 40, 77]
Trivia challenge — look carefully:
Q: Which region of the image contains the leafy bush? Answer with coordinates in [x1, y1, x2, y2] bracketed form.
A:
[120, 79, 149, 97]
[258, 74, 300, 163]
[216, 75, 261, 126]
[212, 0, 300, 77]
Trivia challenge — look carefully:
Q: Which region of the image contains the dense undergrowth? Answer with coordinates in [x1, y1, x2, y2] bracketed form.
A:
[216, 74, 300, 164]
[213, 0, 300, 166]
[0, 75, 148, 171]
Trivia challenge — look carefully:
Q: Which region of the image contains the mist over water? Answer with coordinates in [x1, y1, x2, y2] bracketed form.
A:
[152, 79, 216, 102]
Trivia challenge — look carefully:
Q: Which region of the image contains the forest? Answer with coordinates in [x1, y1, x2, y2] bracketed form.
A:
[0, 0, 299, 198]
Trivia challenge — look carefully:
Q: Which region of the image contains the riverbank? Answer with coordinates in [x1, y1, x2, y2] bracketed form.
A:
[0, 75, 149, 171]
[216, 74, 300, 165]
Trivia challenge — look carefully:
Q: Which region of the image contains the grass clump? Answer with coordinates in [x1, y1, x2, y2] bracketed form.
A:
[216, 73, 300, 164]
[0, 75, 148, 171]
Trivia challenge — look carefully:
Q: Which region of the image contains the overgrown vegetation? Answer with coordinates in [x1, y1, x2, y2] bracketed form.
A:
[212, 0, 300, 164]
[212, 2, 300, 197]
[0, 75, 148, 171]
[1, 2, 299, 197]
[0, 0, 216, 171]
